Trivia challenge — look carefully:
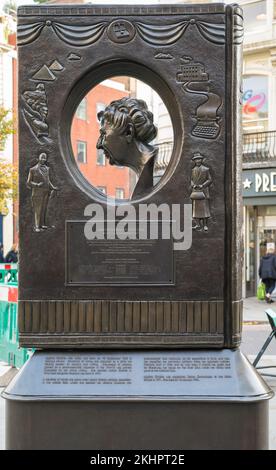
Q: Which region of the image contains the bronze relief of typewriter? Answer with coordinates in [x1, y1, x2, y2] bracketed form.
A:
[177, 57, 222, 139]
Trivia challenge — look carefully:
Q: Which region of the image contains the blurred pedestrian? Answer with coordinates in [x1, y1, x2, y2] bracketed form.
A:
[258, 246, 276, 303]
[0, 243, 4, 263]
[5, 244, 18, 263]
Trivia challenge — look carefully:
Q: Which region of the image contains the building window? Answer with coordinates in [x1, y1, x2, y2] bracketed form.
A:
[243, 1, 267, 32]
[115, 188, 125, 199]
[96, 148, 106, 166]
[77, 141, 87, 163]
[96, 102, 106, 121]
[97, 186, 106, 194]
[242, 75, 268, 132]
[76, 98, 87, 120]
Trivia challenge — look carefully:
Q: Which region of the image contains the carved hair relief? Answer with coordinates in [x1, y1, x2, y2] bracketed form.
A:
[96, 97, 158, 200]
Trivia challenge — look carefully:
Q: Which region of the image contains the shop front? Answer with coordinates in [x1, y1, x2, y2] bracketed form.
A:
[243, 167, 276, 297]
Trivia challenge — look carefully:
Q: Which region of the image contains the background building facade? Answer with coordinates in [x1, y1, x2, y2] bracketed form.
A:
[71, 77, 132, 199]
[0, 9, 17, 255]
[241, 0, 276, 297]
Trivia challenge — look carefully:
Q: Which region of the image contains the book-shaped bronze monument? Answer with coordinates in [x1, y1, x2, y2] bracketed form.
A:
[17, 4, 243, 350]
[3, 3, 272, 450]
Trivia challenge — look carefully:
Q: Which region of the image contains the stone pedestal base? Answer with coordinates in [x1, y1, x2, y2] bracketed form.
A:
[2, 349, 273, 450]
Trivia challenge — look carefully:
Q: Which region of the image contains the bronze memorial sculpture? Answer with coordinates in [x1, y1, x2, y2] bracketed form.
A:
[3, 3, 273, 450]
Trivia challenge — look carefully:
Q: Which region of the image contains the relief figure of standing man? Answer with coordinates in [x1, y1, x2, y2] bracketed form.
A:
[27, 152, 59, 232]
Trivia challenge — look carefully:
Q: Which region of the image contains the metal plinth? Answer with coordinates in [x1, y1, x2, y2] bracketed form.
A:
[2, 349, 273, 450]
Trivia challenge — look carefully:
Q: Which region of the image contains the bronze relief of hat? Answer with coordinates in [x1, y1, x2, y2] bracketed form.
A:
[192, 152, 205, 161]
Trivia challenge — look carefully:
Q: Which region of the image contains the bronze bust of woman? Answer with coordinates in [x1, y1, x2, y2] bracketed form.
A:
[96, 97, 158, 199]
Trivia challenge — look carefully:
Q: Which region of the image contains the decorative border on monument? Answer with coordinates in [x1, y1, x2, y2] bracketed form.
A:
[18, 334, 225, 349]
[18, 5, 226, 17]
[17, 19, 229, 47]
[18, 300, 228, 348]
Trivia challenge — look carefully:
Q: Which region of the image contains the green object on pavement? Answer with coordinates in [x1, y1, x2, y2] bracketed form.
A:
[257, 282, 266, 301]
[0, 264, 33, 368]
[0, 301, 32, 368]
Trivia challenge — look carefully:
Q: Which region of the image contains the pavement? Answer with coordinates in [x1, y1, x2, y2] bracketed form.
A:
[0, 362, 9, 451]
[241, 297, 276, 450]
[0, 296, 276, 450]
[243, 295, 275, 323]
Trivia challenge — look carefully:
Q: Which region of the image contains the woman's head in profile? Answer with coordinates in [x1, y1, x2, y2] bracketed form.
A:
[96, 97, 157, 175]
